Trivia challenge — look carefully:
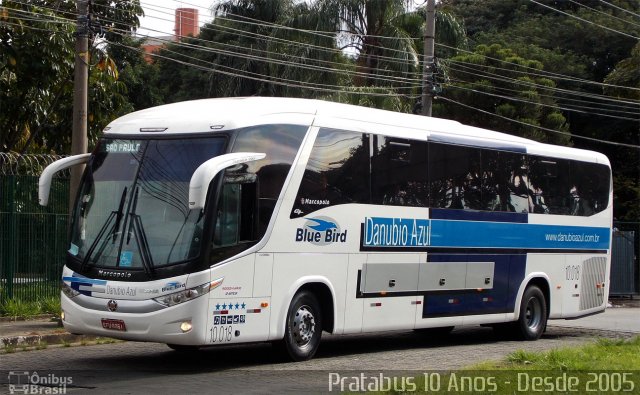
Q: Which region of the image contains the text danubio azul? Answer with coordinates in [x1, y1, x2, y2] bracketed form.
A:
[363, 217, 431, 248]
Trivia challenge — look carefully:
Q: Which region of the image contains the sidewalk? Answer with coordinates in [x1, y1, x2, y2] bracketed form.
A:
[0, 315, 97, 350]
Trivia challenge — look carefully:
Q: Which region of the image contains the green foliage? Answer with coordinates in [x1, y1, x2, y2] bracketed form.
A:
[440, 0, 639, 223]
[0, 295, 60, 317]
[0, 298, 41, 317]
[0, 0, 144, 154]
[436, 43, 571, 145]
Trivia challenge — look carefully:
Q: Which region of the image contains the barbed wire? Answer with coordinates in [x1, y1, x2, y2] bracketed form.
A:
[0, 153, 68, 177]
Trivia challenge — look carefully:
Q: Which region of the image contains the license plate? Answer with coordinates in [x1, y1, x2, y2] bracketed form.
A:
[101, 318, 126, 331]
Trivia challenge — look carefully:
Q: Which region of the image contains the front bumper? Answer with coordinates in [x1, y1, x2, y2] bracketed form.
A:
[60, 292, 209, 345]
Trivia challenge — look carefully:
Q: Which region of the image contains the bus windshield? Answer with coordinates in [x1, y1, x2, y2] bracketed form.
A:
[69, 137, 226, 271]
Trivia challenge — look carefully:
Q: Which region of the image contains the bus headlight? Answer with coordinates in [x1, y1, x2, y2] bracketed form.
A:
[153, 277, 223, 307]
[61, 281, 80, 299]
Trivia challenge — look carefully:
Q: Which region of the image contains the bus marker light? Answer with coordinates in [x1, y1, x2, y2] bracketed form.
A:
[180, 321, 192, 333]
[61, 311, 65, 322]
[247, 309, 261, 314]
[139, 128, 168, 133]
[380, 291, 387, 296]
[411, 301, 422, 305]
[371, 302, 382, 307]
[476, 288, 483, 292]
[210, 277, 224, 290]
[557, 285, 562, 289]
[261, 302, 269, 308]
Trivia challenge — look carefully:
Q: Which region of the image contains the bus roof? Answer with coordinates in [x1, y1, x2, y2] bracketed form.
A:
[104, 97, 609, 166]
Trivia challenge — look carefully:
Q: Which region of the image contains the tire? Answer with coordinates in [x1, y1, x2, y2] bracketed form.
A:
[166, 344, 200, 353]
[515, 285, 547, 341]
[278, 290, 323, 361]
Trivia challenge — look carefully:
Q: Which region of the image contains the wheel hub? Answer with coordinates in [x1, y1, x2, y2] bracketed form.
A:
[292, 305, 315, 347]
[525, 297, 542, 330]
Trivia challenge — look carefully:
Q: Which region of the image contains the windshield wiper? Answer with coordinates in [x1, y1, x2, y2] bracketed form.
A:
[126, 187, 155, 277]
[79, 187, 128, 271]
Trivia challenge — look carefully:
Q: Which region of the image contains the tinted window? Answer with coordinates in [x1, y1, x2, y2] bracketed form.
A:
[428, 143, 482, 210]
[292, 128, 370, 217]
[231, 124, 307, 235]
[569, 161, 610, 215]
[482, 151, 529, 213]
[529, 157, 572, 215]
[372, 137, 428, 207]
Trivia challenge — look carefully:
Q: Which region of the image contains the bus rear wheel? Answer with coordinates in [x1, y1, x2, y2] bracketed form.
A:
[278, 290, 323, 361]
[516, 285, 547, 340]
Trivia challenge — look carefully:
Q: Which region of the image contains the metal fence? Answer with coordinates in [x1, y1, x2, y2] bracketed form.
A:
[610, 231, 637, 296]
[0, 153, 69, 303]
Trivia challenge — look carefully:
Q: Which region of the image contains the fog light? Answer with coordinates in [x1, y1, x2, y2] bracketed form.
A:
[61, 310, 65, 322]
[180, 321, 192, 333]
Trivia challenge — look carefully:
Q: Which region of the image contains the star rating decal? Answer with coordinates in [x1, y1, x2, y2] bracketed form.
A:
[214, 302, 247, 312]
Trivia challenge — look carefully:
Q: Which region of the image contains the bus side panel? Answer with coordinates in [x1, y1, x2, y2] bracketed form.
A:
[524, 254, 565, 319]
[269, 253, 348, 341]
[342, 254, 365, 334]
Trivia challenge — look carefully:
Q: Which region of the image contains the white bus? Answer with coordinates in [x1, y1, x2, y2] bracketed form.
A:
[40, 97, 612, 361]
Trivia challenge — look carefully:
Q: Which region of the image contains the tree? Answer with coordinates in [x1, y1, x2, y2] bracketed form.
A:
[440, 0, 640, 224]
[436, 43, 571, 145]
[155, 0, 344, 102]
[603, 42, 640, 223]
[0, 0, 143, 153]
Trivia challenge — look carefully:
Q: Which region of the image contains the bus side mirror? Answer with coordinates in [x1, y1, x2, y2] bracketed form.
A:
[39, 153, 91, 206]
[189, 152, 265, 210]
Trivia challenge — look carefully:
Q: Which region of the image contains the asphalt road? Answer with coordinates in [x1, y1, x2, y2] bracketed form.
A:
[1, 312, 637, 395]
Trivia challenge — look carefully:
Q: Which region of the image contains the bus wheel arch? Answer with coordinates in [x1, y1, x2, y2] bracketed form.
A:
[297, 282, 335, 334]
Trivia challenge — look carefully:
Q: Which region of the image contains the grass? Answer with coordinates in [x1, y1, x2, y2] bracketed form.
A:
[400, 337, 640, 395]
[473, 336, 640, 370]
[0, 296, 61, 317]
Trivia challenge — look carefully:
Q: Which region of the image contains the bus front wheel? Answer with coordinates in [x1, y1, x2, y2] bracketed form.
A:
[278, 290, 323, 361]
[516, 285, 547, 340]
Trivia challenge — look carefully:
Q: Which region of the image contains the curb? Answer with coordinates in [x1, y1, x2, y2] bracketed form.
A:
[0, 314, 57, 323]
[1, 333, 98, 350]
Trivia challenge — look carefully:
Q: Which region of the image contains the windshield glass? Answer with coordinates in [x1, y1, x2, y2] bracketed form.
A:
[69, 137, 226, 270]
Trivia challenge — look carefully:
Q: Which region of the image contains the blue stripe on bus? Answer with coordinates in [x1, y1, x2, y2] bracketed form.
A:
[429, 221, 610, 250]
[62, 276, 108, 285]
[361, 216, 610, 251]
[430, 208, 527, 223]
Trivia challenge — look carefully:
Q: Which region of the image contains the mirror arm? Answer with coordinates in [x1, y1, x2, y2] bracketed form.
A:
[188, 152, 265, 210]
[39, 153, 91, 206]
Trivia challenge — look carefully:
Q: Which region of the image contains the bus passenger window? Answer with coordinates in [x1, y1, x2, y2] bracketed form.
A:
[428, 143, 482, 210]
[569, 161, 610, 216]
[372, 137, 428, 207]
[528, 157, 572, 215]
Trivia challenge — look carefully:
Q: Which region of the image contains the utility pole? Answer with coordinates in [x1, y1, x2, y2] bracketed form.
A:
[421, 0, 436, 116]
[70, 0, 89, 209]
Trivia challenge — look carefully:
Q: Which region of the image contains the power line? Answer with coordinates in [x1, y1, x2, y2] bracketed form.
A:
[598, 0, 640, 19]
[445, 62, 640, 107]
[438, 96, 640, 149]
[443, 83, 639, 121]
[528, 0, 639, 39]
[567, 0, 640, 28]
